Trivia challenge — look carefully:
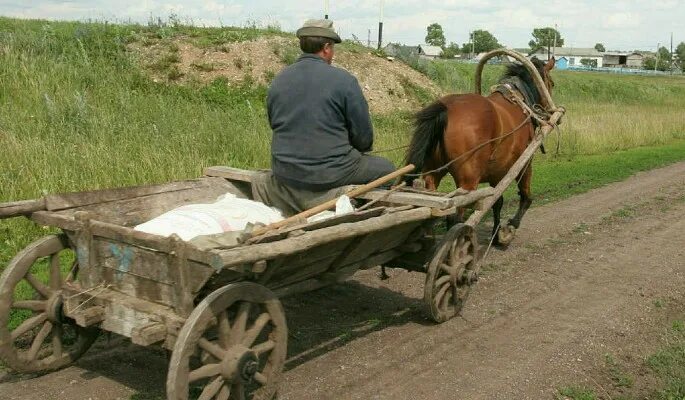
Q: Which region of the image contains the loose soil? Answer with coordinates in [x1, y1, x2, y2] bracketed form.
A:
[1, 162, 684, 399]
[128, 36, 441, 114]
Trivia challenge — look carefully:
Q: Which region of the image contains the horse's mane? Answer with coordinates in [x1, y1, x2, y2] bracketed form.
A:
[501, 58, 546, 106]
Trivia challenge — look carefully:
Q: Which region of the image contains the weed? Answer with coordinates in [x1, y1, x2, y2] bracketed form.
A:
[190, 62, 215, 72]
[167, 65, 183, 80]
[572, 222, 589, 234]
[654, 299, 664, 308]
[605, 354, 634, 388]
[558, 386, 597, 400]
[263, 70, 275, 83]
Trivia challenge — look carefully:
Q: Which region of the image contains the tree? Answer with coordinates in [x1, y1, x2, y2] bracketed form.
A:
[441, 42, 460, 59]
[657, 46, 671, 71]
[676, 42, 685, 71]
[594, 43, 606, 52]
[529, 27, 564, 51]
[425, 23, 446, 47]
[644, 47, 673, 71]
[580, 58, 597, 68]
[461, 29, 501, 54]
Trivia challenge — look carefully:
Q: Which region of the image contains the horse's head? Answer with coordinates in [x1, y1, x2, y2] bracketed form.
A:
[531, 56, 555, 94]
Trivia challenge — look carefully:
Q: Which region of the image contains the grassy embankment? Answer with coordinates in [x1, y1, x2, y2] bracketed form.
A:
[1, 17, 685, 339]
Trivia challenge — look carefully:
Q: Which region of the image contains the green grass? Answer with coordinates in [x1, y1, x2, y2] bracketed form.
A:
[558, 386, 598, 400]
[558, 320, 685, 400]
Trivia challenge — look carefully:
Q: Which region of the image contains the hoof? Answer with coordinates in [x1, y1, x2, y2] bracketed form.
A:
[497, 225, 516, 246]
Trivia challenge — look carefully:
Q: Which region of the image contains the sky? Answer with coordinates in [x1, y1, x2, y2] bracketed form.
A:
[1, 1, 684, 52]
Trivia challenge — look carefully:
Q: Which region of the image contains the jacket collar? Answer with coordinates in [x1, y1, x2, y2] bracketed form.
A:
[298, 53, 327, 63]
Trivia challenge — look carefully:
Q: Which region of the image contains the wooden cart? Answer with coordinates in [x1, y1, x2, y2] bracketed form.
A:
[0, 49, 564, 400]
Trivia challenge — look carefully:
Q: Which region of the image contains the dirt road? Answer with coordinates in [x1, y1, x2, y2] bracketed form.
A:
[2, 162, 684, 399]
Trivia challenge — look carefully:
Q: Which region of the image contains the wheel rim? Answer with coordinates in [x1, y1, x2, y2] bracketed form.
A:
[0, 234, 98, 373]
[424, 224, 479, 323]
[167, 282, 287, 400]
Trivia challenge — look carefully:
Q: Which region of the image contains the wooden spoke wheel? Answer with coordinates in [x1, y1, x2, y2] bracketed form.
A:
[167, 282, 287, 400]
[424, 224, 479, 323]
[0, 234, 99, 373]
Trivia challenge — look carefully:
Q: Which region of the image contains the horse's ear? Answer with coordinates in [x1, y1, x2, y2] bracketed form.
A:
[545, 57, 556, 71]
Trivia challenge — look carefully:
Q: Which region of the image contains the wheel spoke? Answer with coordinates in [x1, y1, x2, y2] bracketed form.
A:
[27, 321, 53, 361]
[197, 376, 224, 400]
[440, 262, 453, 274]
[241, 313, 271, 348]
[459, 254, 474, 266]
[440, 286, 454, 310]
[12, 300, 47, 311]
[231, 383, 245, 400]
[216, 384, 230, 400]
[24, 274, 52, 299]
[49, 254, 62, 290]
[433, 282, 451, 309]
[229, 302, 251, 346]
[198, 338, 226, 361]
[217, 310, 231, 348]
[252, 340, 276, 356]
[52, 324, 63, 358]
[254, 371, 267, 386]
[435, 275, 451, 288]
[189, 363, 222, 383]
[11, 313, 48, 341]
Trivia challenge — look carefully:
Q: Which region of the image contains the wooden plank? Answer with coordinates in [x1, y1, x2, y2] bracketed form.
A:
[355, 189, 452, 208]
[44, 179, 213, 211]
[217, 207, 432, 268]
[71, 306, 106, 327]
[246, 208, 386, 245]
[0, 198, 46, 219]
[203, 166, 265, 182]
[131, 323, 168, 346]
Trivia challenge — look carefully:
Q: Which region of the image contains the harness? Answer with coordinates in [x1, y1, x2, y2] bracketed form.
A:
[490, 76, 553, 155]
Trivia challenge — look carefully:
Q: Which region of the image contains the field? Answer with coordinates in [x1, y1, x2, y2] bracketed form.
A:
[1, 17, 685, 399]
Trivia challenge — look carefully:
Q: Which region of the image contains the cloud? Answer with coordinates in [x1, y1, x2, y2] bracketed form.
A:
[1, 0, 683, 51]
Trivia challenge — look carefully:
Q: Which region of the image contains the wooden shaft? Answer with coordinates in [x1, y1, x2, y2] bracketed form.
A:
[0, 198, 46, 220]
[250, 164, 415, 238]
[465, 109, 565, 228]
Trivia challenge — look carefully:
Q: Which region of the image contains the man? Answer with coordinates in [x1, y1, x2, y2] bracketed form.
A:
[267, 19, 395, 192]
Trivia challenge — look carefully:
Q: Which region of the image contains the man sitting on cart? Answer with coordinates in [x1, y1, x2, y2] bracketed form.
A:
[266, 19, 395, 193]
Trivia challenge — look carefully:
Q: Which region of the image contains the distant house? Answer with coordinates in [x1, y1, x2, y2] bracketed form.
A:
[383, 43, 418, 59]
[418, 45, 443, 60]
[531, 47, 604, 68]
[626, 53, 645, 68]
[555, 56, 569, 70]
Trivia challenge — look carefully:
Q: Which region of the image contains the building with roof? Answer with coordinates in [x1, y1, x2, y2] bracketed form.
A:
[531, 47, 604, 68]
[418, 45, 443, 60]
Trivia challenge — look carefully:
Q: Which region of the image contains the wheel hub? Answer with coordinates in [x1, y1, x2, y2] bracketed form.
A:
[46, 293, 65, 323]
[220, 345, 259, 383]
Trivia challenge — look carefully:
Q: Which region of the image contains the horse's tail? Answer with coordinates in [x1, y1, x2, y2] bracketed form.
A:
[404, 100, 448, 184]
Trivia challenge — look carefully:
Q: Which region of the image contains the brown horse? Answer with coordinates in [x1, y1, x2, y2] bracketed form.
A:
[404, 57, 555, 245]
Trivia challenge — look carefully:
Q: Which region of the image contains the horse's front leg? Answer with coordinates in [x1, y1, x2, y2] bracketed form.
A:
[498, 164, 533, 245]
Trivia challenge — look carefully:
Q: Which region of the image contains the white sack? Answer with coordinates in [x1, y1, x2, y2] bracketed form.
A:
[134, 193, 284, 241]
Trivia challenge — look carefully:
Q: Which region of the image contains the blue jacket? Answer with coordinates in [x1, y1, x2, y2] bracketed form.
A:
[267, 54, 373, 189]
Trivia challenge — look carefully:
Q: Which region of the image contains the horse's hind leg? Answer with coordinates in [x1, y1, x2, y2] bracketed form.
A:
[491, 195, 504, 246]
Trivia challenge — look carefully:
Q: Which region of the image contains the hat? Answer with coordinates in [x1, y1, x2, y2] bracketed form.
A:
[296, 19, 342, 43]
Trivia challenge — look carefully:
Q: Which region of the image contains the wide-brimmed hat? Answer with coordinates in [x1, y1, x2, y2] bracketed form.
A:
[296, 19, 342, 43]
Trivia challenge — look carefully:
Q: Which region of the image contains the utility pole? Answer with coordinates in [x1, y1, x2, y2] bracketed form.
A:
[377, 0, 384, 50]
[471, 31, 475, 60]
[368, 28, 371, 48]
[655, 42, 660, 73]
[670, 32, 674, 74]
[324, 0, 329, 19]
[553, 23, 557, 59]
